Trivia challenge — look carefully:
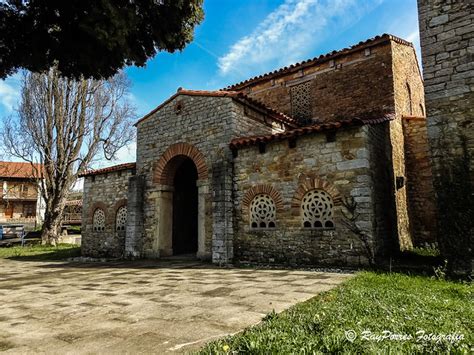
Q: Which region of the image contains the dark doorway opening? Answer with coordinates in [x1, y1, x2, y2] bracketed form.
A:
[172, 158, 198, 255]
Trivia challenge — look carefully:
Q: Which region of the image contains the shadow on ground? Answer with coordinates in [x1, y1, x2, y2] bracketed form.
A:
[4, 247, 81, 261]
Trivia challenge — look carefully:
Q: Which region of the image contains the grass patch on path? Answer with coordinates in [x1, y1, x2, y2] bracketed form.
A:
[201, 272, 473, 354]
[0, 244, 80, 261]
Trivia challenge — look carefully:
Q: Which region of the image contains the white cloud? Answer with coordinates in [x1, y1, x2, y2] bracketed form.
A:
[218, 0, 383, 77]
[406, 30, 419, 44]
[0, 74, 21, 113]
[407, 29, 422, 65]
[114, 142, 136, 164]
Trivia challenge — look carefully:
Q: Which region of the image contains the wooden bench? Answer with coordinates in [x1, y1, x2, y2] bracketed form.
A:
[0, 225, 41, 246]
[0, 225, 25, 247]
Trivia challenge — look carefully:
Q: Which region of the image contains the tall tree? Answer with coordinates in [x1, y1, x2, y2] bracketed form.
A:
[0, 0, 204, 79]
[3, 67, 135, 244]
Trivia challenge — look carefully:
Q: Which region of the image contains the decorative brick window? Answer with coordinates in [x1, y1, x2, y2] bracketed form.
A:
[115, 206, 127, 231]
[93, 208, 106, 232]
[290, 81, 312, 123]
[301, 190, 334, 229]
[250, 194, 276, 229]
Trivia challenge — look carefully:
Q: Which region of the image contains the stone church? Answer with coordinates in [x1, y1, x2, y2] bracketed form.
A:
[80, 33, 438, 266]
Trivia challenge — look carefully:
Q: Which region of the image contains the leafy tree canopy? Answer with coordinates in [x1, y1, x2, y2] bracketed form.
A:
[0, 0, 204, 79]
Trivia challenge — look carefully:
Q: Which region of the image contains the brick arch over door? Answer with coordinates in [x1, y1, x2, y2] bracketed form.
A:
[154, 142, 209, 185]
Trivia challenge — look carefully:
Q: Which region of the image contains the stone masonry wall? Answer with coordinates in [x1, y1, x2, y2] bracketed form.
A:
[390, 41, 432, 250]
[136, 94, 276, 263]
[233, 125, 385, 267]
[236, 38, 428, 252]
[237, 41, 395, 124]
[402, 117, 438, 245]
[418, 0, 473, 274]
[81, 168, 135, 258]
[366, 123, 398, 257]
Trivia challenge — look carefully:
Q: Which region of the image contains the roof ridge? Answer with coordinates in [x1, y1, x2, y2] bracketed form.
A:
[224, 33, 413, 90]
[232, 91, 299, 126]
[135, 88, 300, 128]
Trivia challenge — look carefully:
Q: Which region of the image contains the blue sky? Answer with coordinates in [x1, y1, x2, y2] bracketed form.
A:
[0, 0, 421, 166]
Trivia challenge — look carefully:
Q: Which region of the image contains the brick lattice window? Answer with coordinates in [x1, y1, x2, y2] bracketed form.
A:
[250, 194, 276, 229]
[93, 208, 106, 232]
[290, 81, 312, 123]
[301, 190, 334, 229]
[115, 206, 127, 231]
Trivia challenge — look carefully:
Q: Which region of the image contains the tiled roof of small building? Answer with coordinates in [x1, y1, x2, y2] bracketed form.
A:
[229, 113, 395, 149]
[0, 161, 44, 179]
[65, 199, 82, 206]
[135, 88, 300, 128]
[224, 34, 413, 90]
[79, 162, 136, 177]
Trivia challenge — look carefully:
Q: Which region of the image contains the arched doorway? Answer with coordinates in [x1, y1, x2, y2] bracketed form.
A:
[153, 143, 209, 259]
[172, 158, 198, 255]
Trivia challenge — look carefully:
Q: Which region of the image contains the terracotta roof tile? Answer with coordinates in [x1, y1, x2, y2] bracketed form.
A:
[65, 199, 82, 206]
[135, 88, 300, 128]
[0, 161, 44, 179]
[225, 34, 413, 90]
[229, 113, 395, 149]
[79, 162, 136, 177]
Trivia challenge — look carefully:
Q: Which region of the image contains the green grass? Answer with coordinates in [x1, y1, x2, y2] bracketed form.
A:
[0, 244, 81, 260]
[201, 272, 473, 354]
[410, 246, 441, 258]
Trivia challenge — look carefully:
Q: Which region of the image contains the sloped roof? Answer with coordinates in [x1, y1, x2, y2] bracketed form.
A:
[230, 113, 395, 149]
[225, 34, 413, 90]
[0, 161, 43, 179]
[79, 162, 136, 177]
[65, 199, 82, 206]
[135, 88, 300, 128]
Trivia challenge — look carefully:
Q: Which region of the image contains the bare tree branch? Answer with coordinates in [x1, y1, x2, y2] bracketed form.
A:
[1, 66, 136, 244]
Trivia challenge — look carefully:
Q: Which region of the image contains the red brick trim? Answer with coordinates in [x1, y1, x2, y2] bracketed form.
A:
[242, 184, 284, 212]
[154, 143, 209, 185]
[112, 199, 128, 231]
[113, 199, 127, 214]
[89, 201, 108, 224]
[291, 176, 341, 214]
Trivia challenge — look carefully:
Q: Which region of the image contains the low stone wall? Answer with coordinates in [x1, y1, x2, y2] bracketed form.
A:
[233, 126, 381, 267]
[81, 168, 135, 258]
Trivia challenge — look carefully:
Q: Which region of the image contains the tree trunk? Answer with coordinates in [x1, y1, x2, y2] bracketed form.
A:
[41, 199, 66, 245]
[3, 69, 135, 248]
